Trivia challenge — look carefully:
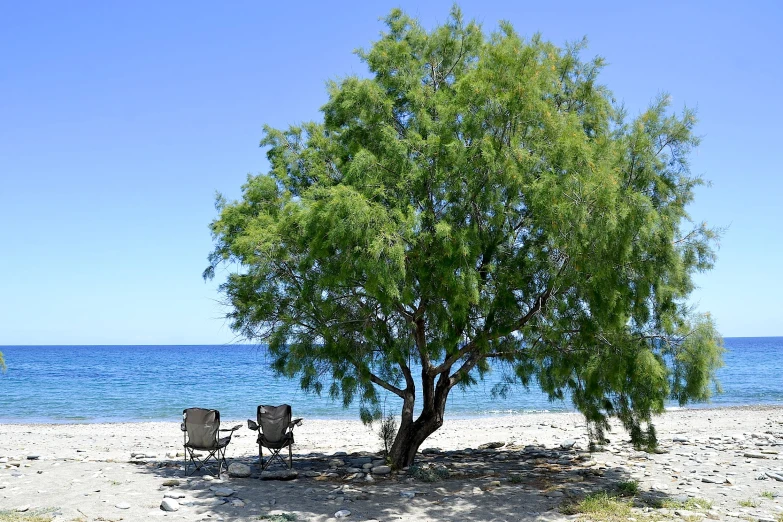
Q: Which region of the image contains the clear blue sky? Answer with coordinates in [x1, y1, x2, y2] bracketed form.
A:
[1, 1, 780, 345]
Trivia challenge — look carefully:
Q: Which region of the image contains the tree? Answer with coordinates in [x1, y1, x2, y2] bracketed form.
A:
[205, 7, 724, 468]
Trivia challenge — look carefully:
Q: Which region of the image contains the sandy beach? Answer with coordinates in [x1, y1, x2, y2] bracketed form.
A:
[1, 407, 782, 521]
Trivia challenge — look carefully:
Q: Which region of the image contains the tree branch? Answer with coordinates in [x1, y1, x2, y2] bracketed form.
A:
[367, 371, 405, 398]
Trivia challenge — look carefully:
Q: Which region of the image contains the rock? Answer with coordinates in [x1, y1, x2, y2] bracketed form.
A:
[372, 465, 391, 475]
[421, 448, 441, 455]
[115, 502, 131, 509]
[560, 439, 576, 449]
[478, 442, 505, 450]
[744, 451, 767, 459]
[162, 479, 180, 486]
[329, 459, 346, 468]
[15, 506, 30, 513]
[160, 499, 179, 511]
[303, 470, 321, 477]
[673, 436, 690, 443]
[334, 509, 351, 518]
[230, 499, 245, 508]
[163, 493, 185, 499]
[400, 490, 415, 498]
[364, 474, 375, 483]
[26, 455, 40, 460]
[259, 470, 298, 480]
[674, 509, 703, 519]
[210, 487, 235, 497]
[228, 462, 252, 478]
[766, 471, 783, 481]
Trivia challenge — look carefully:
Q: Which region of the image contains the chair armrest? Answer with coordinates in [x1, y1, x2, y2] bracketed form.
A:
[247, 419, 259, 431]
[180, 422, 186, 432]
[220, 424, 242, 432]
[289, 418, 303, 429]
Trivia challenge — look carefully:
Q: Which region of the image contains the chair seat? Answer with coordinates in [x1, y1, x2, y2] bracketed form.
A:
[258, 432, 293, 450]
[185, 436, 231, 451]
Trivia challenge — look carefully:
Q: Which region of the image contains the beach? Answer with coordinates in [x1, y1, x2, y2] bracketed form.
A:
[1, 407, 782, 522]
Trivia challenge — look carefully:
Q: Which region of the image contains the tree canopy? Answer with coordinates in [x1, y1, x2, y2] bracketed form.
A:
[205, 6, 723, 467]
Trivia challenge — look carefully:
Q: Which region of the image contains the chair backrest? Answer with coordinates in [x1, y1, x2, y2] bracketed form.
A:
[183, 408, 220, 449]
[257, 404, 291, 443]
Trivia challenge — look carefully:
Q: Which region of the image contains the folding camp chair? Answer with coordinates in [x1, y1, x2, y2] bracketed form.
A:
[181, 408, 241, 477]
[247, 404, 302, 470]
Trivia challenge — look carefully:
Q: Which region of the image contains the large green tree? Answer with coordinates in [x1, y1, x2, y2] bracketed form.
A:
[205, 7, 723, 468]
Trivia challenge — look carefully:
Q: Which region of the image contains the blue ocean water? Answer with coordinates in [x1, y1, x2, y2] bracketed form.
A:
[0, 337, 780, 423]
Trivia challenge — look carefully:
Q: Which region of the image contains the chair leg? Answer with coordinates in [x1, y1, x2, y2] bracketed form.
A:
[288, 445, 293, 469]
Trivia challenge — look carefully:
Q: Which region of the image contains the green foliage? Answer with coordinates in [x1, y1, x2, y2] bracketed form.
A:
[509, 473, 524, 483]
[257, 515, 297, 522]
[760, 491, 776, 499]
[206, 6, 723, 451]
[409, 464, 450, 482]
[377, 413, 397, 456]
[0, 509, 57, 522]
[616, 480, 639, 496]
[560, 491, 632, 519]
[657, 497, 712, 511]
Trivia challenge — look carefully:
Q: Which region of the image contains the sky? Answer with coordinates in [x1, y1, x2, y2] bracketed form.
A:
[1, 1, 781, 345]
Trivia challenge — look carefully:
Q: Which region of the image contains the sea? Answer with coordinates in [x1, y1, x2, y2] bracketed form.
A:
[0, 337, 780, 423]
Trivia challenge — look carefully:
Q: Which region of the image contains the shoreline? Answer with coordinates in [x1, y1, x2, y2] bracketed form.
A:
[1, 403, 781, 426]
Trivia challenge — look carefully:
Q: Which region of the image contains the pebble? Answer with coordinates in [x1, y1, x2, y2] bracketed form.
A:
[400, 490, 415, 498]
[15, 506, 30, 513]
[115, 502, 130, 509]
[26, 455, 40, 460]
[372, 465, 391, 475]
[230, 499, 245, 508]
[334, 509, 351, 518]
[160, 498, 179, 511]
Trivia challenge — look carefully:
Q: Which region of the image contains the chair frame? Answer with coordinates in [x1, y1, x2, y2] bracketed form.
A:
[181, 408, 241, 477]
[247, 404, 302, 471]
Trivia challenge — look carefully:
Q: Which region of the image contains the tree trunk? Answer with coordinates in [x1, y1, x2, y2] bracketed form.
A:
[388, 372, 451, 469]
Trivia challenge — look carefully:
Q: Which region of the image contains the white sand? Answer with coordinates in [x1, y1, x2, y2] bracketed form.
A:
[1, 407, 782, 521]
